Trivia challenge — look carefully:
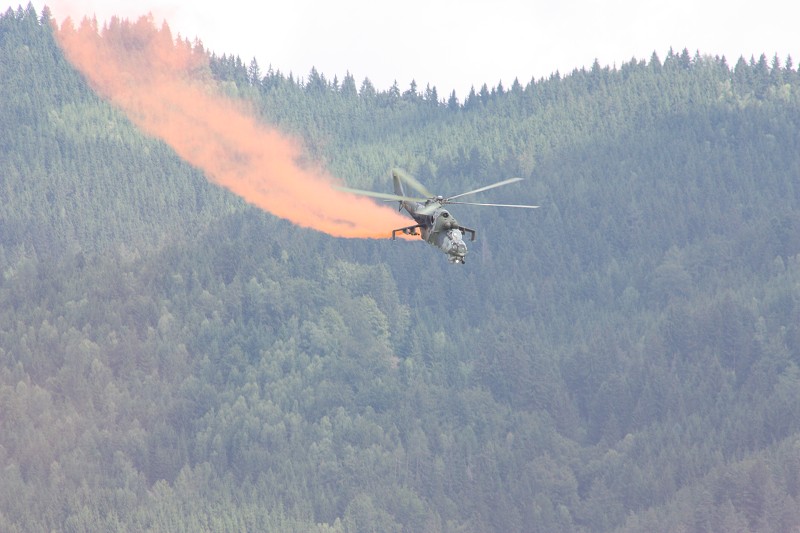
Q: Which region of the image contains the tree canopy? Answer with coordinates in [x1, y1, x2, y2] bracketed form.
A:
[2, 5, 800, 532]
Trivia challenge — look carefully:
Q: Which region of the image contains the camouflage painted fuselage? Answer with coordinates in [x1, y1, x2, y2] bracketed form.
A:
[392, 173, 474, 264]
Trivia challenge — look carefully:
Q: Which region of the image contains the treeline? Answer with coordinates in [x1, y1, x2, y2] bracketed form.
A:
[2, 4, 800, 532]
[212, 44, 798, 109]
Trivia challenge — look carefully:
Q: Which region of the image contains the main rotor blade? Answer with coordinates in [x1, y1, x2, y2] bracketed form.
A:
[335, 186, 426, 203]
[446, 177, 524, 201]
[417, 203, 441, 216]
[447, 201, 540, 209]
[392, 168, 434, 198]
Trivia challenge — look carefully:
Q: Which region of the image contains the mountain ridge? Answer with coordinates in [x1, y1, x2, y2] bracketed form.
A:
[2, 5, 800, 532]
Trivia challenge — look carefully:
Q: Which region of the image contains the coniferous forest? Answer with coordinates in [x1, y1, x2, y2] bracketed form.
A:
[3, 4, 800, 532]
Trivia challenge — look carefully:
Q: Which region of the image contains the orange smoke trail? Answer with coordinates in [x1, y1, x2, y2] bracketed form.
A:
[53, 14, 412, 239]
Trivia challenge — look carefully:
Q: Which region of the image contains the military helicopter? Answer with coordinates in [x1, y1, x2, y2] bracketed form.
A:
[337, 169, 539, 264]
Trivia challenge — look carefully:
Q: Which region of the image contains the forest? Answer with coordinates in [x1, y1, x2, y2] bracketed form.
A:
[2, 3, 800, 532]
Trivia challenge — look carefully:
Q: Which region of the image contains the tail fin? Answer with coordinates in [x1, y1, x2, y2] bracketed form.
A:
[392, 170, 406, 211]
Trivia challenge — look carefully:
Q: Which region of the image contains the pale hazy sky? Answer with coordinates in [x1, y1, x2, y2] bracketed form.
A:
[18, 0, 800, 98]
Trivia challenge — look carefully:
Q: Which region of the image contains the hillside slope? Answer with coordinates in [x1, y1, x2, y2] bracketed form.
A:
[2, 6, 800, 532]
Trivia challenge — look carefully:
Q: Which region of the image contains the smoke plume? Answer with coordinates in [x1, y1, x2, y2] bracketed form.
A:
[54, 14, 412, 238]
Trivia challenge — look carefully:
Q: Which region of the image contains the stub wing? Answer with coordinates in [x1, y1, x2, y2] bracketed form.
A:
[458, 226, 476, 241]
[391, 224, 422, 240]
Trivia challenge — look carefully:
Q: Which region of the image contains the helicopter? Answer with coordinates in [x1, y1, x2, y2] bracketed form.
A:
[337, 169, 539, 264]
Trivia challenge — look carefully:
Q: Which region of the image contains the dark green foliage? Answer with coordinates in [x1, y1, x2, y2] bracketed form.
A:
[3, 6, 800, 532]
